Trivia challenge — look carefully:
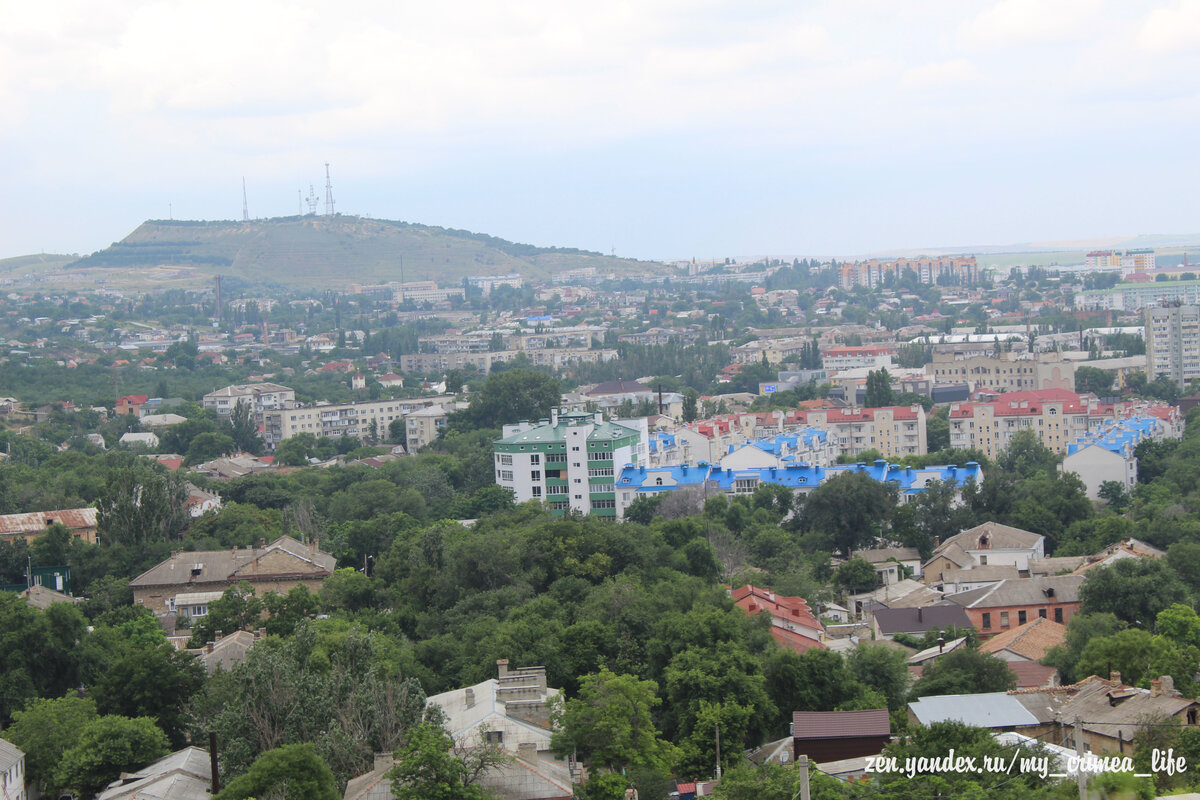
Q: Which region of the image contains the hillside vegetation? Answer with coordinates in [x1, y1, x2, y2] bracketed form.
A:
[67, 216, 653, 287]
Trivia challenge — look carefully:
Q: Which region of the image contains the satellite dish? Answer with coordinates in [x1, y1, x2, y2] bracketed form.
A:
[779, 752, 790, 762]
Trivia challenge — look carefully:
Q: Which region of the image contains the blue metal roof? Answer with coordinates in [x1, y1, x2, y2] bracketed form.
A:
[1066, 415, 1160, 457]
[616, 459, 982, 495]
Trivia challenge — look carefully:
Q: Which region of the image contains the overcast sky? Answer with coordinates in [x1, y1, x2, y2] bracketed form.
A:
[4, 0, 1200, 262]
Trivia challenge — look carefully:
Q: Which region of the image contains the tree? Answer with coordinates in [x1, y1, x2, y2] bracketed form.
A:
[186, 431, 238, 464]
[834, 557, 877, 593]
[452, 370, 561, 429]
[187, 582, 264, 647]
[3, 696, 98, 794]
[909, 648, 1016, 698]
[550, 667, 678, 774]
[1075, 366, 1115, 396]
[389, 723, 504, 800]
[925, 412, 950, 452]
[0, 593, 85, 723]
[215, 744, 340, 800]
[802, 471, 895, 555]
[864, 369, 894, 408]
[55, 715, 169, 798]
[1074, 628, 1190, 688]
[1041, 612, 1126, 684]
[847, 644, 912, 711]
[96, 463, 189, 545]
[1097, 480, 1130, 511]
[996, 429, 1058, 478]
[92, 644, 206, 747]
[682, 388, 699, 423]
[275, 433, 320, 466]
[229, 399, 263, 454]
[1078, 558, 1188, 627]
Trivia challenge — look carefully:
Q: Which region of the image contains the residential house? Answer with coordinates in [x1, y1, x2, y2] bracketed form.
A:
[406, 405, 448, 452]
[128, 536, 334, 615]
[18, 584, 79, 610]
[345, 750, 573, 800]
[852, 547, 923, 584]
[0, 739, 25, 800]
[96, 747, 212, 800]
[119, 431, 160, 449]
[848, 578, 944, 618]
[0, 507, 98, 545]
[979, 617, 1067, 664]
[871, 605, 973, 640]
[190, 454, 275, 480]
[731, 585, 824, 653]
[908, 692, 1042, 734]
[939, 565, 1021, 594]
[923, 522, 1045, 585]
[116, 394, 149, 416]
[942, 575, 1084, 637]
[193, 630, 261, 674]
[906, 636, 968, 671]
[792, 710, 891, 761]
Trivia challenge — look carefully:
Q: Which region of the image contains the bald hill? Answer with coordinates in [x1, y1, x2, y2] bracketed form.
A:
[69, 216, 654, 288]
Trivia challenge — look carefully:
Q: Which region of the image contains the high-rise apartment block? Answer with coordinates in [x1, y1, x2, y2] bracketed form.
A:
[1145, 304, 1200, 390]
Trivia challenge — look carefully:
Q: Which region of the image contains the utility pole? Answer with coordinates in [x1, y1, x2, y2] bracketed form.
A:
[795, 754, 810, 800]
[1075, 716, 1086, 800]
[714, 722, 721, 779]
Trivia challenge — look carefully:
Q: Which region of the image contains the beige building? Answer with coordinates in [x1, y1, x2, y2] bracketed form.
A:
[266, 395, 456, 445]
[1145, 303, 1200, 390]
[947, 389, 1107, 459]
[926, 351, 1075, 393]
[129, 536, 334, 615]
[795, 405, 927, 459]
[405, 405, 448, 452]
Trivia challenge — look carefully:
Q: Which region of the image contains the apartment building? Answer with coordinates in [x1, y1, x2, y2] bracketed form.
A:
[793, 405, 928, 459]
[1145, 303, 1200, 390]
[838, 256, 979, 289]
[265, 395, 457, 447]
[1075, 280, 1200, 312]
[493, 411, 649, 519]
[405, 405, 448, 452]
[203, 383, 296, 446]
[926, 351, 1075, 393]
[947, 389, 1115, 459]
[821, 345, 895, 372]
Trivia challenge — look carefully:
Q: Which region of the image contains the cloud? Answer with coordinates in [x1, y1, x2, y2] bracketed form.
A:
[959, 0, 1104, 49]
[899, 59, 981, 90]
[1137, 0, 1200, 53]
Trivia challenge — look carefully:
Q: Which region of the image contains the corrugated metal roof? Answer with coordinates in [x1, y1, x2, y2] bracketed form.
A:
[793, 709, 890, 739]
[0, 507, 97, 535]
[908, 692, 1040, 728]
[0, 738, 23, 771]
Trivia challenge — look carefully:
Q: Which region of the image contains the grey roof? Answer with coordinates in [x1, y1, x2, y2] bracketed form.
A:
[907, 636, 968, 665]
[908, 692, 1040, 728]
[941, 565, 1021, 583]
[873, 605, 971, 635]
[345, 760, 394, 800]
[939, 522, 1043, 553]
[943, 576, 1084, 609]
[198, 630, 258, 674]
[793, 709, 891, 739]
[129, 536, 334, 589]
[496, 418, 640, 446]
[855, 547, 922, 564]
[1028, 556, 1088, 576]
[0, 738, 23, 772]
[96, 746, 212, 800]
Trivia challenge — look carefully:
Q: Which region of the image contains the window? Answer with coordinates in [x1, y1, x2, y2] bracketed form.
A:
[499, 470, 513, 481]
[499, 454, 513, 465]
[980, 555, 988, 565]
[547, 453, 567, 463]
[1000, 611, 1009, 628]
[1054, 607, 1063, 623]
[531, 471, 541, 481]
[1039, 609, 1047, 618]
[1018, 610, 1027, 625]
[982, 613, 991, 629]
[530, 454, 540, 465]
[484, 731, 503, 745]
[532, 486, 542, 497]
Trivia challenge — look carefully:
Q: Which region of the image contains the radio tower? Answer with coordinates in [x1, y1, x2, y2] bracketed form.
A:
[242, 178, 249, 222]
[324, 163, 335, 216]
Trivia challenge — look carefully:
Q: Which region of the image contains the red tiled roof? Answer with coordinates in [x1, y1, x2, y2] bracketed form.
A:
[1009, 660, 1058, 688]
[770, 627, 826, 653]
[792, 709, 891, 739]
[732, 585, 823, 631]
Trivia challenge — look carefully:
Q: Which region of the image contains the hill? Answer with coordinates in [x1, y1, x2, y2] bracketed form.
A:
[68, 216, 655, 288]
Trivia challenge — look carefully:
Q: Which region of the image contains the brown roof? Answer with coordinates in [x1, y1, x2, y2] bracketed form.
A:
[1009, 661, 1058, 688]
[793, 709, 891, 740]
[129, 536, 334, 589]
[0, 507, 97, 535]
[980, 617, 1067, 661]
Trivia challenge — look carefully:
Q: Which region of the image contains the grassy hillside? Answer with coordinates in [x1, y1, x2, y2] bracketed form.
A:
[68, 216, 654, 287]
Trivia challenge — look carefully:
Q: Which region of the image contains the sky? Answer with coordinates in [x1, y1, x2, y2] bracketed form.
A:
[3, 0, 1200, 262]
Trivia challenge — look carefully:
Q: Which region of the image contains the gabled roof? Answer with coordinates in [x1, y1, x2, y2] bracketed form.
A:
[855, 547, 923, 564]
[908, 692, 1039, 728]
[587, 380, 652, 395]
[1009, 661, 1058, 688]
[944, 576, 1084, 610]
[792, 709, 890, 739]
[0, 507, 97, 535]
[979, 617, 1067, 661]
[873, 605, 972, 635]
[941, 565, 1021, 584]
[0, 738, 23, 772]
[129, 536, 334, 588]
[938, 522, 1043, 554]
[96, 746, 212, 800]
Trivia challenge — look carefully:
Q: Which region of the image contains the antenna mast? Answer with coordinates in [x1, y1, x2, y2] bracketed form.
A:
[305, 185, 319, 215]
[242, 178, 249, 222]
[324, 163, 335, 216]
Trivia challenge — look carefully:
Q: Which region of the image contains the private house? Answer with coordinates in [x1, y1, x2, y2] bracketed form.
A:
[870, 604, 972, 640]
[0, 739, 25, 800]
[942, 575, 1084, 637]
[128, 536, 334, 615]
[923, 522, 1045, 585]
[908, 692, 1042, 734]
[731, 585, 825, 653]
[938, 565, 1021, 595]
[906, 636, 968, 671]
[852, 547, 923, 584]
[193, 630, 261, 674]
[119, 431, 160, 449]
[96, 747, 212, 800]
[979, 617, 1067, 664]
[0, 507, 98, 545]
[792, 710, 891, 761]
[115, 394, 149, 416]
[345, 751, 574, 800]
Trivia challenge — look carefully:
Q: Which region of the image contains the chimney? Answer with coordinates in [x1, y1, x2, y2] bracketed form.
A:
[215, 630, 223, 641]
[1151, 679, 1163, 697]
[517, 742, 538, 762]
[206, 641, 215, 654]
[258, 538, 265, 549]
[374, 753, 394, 773]
[917, 607, 923, 623]
[497, 658, 509, 679]
[1110, 671, 1121, 685]
[465, 688, 475, 708]
[1161, 675, 1178, 696]
[938, 636, 946, 653]
[551, 407, 559, 426]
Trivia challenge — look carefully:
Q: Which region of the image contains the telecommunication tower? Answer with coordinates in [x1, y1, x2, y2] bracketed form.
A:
[324, 163, 335, 216]
[242, 178, 249, 222]
[305, 185, 319, 215]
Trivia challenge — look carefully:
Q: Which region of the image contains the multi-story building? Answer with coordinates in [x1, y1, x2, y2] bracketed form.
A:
[203, 383, 296, 446]
[1084, 250, 1122, 270]
[466, 273, 523, 296]
[1075, 280, 1200, 312]
[821, 345, 895, 372]
[946, 389, 1123, 459]
[399, 347, 616, 375]
[838, 256, 979, 289]
[1061, 411, 1182, 499]
[493, 411, 649, 518]
[266, 395, 456, 447]
[793, 406, 927, 459]
[1145, 304, 1200, 390]
[926, 351, 1075, 393]
[1121, 248, 1156, 275]
[405, 405, 448, 452]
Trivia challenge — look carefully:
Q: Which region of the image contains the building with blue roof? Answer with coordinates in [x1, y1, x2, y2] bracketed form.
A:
[614, 459, 983, 520]
[720, 428, 837, 470]
[1061, 414, 1165, 500]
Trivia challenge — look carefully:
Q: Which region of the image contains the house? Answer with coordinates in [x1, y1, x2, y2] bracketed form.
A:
[376, 373, 405, 388]
[19, 584, 79, 610]
[908, 692, 1042, 733]
[406, 405, 448, 452]
[193, 630, 260, 674]
[906, 636, 968, 669]
[942, 575, 1083, 637]
[870, 604, 973, 640]
[184, 484, 222, 517]
[128, 536, 334, 615]
[923, 522, 1045, 584]
[938, 565, 1021, 594]
[852, 547, 923, 584]
[792, 709, 891, 761]
[731, 585, 824, 652]
[848, 578, 944, 617]
[139, 413, 189, 428]
[0, 507, 98, 544]
[119, 431, 160, 449]
[979, 617, 1067, 663]
[345, 750, 574, 800]
[115, 394, 149, 416]
[96, 747, 212, 800]
[0, 738, 26, 800]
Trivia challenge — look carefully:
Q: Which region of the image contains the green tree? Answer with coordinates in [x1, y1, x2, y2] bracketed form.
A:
[1097, 480, 1130, 511]
[55, 715, 169, 798]
[847, 643, 912, 711]
[802, 471, 895, 555]
[389, 723, 504, 800]
[864, 368, 894, 408]
[1041, 613, 1126, 684]
[451, 369, 561, 429]
[229, 399, 264, 454]
[96, 463, 189, 545]
[91, 644, 206, 747]
[187, 582, 264, 646]
[682, 388, 699, 423]
[1074, 628, 1191, 689]
[550, 667, 678, 774]
[1156, 603, 1200, 649]
[1078, 558, 1187, 627]
[186, 431, 238, 465]
[925, 411, 950, 452]
[910, 648, 1016, 698]
[3, 696, 98, 794]
[834, 557, 878, 592]
[215, 744, 340, 800]
[1075, 366, 1115, 396]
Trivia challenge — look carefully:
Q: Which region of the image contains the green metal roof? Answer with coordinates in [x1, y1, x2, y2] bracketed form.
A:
[496, 419, 641, 446]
